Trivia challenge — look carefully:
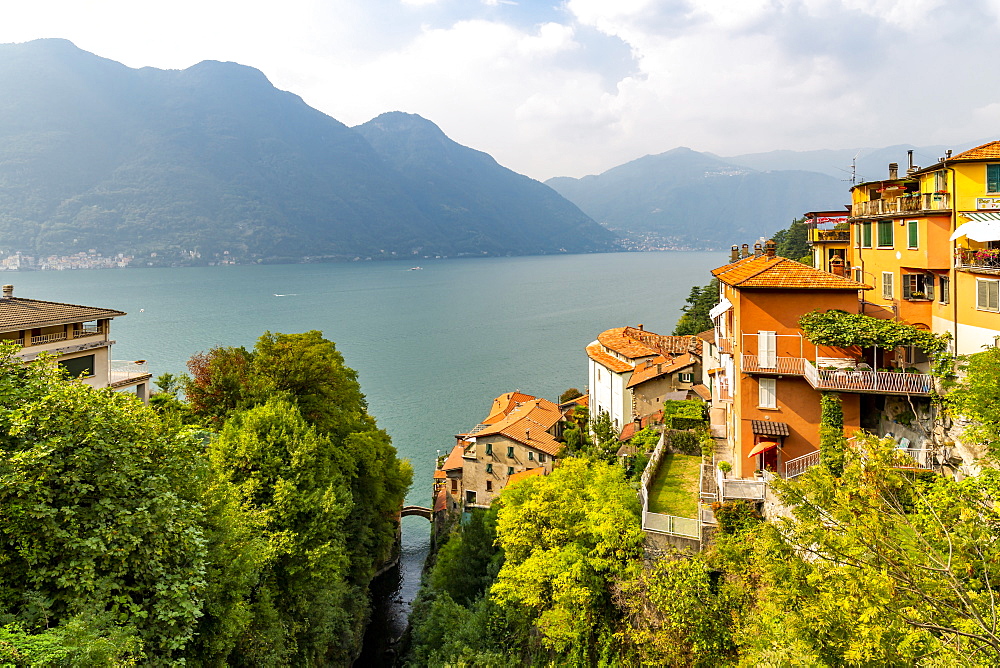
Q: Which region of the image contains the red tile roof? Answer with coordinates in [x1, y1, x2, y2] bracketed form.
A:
[0, 296, 125, 331]
[692, 383, 711, 401]
[951, 140, 1000, 161]
[469, 393, 563, 456]
[626, 352, 696, 388]
[587, 343, 634, 373]
[623, 327, 702, 356]
[442, 445, 465, 471]
[696, 329, 716, 345]
[712, 254, 871, 290]
[433, 469, 446, 480]
[598, 327, 658, 358]
[433, 488, 448, 513]
[506, 467, 546, 488]
[618, 422, 638, 442]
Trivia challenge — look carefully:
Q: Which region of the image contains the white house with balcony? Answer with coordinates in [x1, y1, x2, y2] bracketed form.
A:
[0, 284, 151, 401]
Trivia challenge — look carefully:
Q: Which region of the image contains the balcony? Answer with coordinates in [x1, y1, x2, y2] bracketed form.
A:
[109, 360, 151, 388]
[27, 326, 105, 347]
[809, 229, 850, 243]
[803, 362, 932, 395]
[955, 248, 1000, 275]
[717, 337, 733, 355]
[851, 193, 951, 218]
[783, 450, 820, 478]
[741, 354, 805, 375]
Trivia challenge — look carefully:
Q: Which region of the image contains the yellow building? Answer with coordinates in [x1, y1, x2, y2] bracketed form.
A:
[846, 141, 1000, 354]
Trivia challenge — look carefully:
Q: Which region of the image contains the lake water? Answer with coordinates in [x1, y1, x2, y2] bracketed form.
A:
[8, 250, 726, 655]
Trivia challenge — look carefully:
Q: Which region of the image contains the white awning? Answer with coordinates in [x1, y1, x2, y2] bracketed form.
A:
[708, 297, 733, 320]
[950, 213, 1000, 242]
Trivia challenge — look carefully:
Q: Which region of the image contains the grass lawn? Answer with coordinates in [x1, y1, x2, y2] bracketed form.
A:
[647, 453, 701, 518]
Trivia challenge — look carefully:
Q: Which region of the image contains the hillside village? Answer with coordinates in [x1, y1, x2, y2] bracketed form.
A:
[413, 141, 1000, 664]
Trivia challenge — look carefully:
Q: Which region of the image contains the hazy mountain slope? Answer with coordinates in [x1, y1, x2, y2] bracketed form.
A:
[0, 39, 611, 264]
[354, 112, 615, 256]
[546, 147, 846, 248]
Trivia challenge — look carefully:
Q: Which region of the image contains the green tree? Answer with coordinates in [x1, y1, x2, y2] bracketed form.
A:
[673, 279, 719, 336]
[772, 217, 811, 264]
[559, 387, 583, 404]
[948, 347, 1000, 458]
[819, 392, 846, 476]
[491, 458, 644, 660]
[0, 348, 207, 660]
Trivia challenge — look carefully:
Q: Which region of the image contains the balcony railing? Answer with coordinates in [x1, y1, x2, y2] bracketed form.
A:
[717, 337, 733, 355]
[73, 327, 103, 339]
[809, 229, 850, 242]
[741, 354, 805, 375]
[784, 450, 820, 478]
[803, 362, 932, 395]
[30, 332, 67, 345]
[0, 338, 24, 347]
[109, 360, 150, 387]
[851, 193, 951, 217]
[955, 248, 1000, 273]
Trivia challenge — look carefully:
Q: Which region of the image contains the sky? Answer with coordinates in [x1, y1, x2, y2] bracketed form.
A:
[2, 0, 1000, 181]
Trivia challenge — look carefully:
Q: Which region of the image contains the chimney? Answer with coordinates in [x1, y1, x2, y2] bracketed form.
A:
[946, 149, 953, 159]
[889, 162, 898, 179]
[741, 243, 750, 258]
[764, 239, 777, 258]
[637, 324, 644, 331]
[829, 255, 845, 276]
[656, 363, 662, 373]
[1, 285, 12, 299]
[907, 149, 918, 175]
[753, 242, 763, 257]
[730, 245, 739, 262]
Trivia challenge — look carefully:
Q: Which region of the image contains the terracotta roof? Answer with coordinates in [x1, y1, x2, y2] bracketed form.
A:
[482, 391, 537, 425]
[442, 445, 465, 471]
[619, 411, 664, 441]
[626, 353, 696, 389]
[433, 469, 446, 480]
[751, 420, 790, 437]
[692, 383, 711, 401]
[587, 343, 634, 373]
[618, 422, 638, 442]
[712, 254, 871, 290]
[696, 329, 716, 345]
[0, 296, 125, 332]
[469, 393, 563, 456]
[433, 488, 448, 512]
[951, 140, 1000, 161]
[506, 467, 546, 487]
[598, 327, 659, 358]
[623, 327, 703, 356]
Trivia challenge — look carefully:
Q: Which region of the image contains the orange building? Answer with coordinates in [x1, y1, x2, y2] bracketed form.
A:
[711, 242, 880, 478]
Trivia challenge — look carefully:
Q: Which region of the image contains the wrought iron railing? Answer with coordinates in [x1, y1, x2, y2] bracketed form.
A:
[804, 362, 931, 395]
[784, 450, 820, 478]
[810, 229, 850, 242]
[741, 354, 805, 375]
[955, 248, 1000, 272]
[852, 193, 951, 217]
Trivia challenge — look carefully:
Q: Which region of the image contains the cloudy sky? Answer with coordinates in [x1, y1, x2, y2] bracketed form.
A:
[2, 0, 999, 180]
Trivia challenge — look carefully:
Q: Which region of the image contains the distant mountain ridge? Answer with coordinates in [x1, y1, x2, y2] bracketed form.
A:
[546, 140, 983, 249]
[0, 39, 615, 265]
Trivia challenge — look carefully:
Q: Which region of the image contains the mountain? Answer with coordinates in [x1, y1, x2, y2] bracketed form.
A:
[546, 147, 847, 249]
[0, 39, 614, 265]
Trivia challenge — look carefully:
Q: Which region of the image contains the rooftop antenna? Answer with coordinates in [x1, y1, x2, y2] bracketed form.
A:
[833, 150, 863, 184]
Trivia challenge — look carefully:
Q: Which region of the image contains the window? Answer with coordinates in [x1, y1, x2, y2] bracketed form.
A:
[877, 220, 893, 247]
[861, 222, 872, 248]
[939, 276, 950, 304]
[679, 372, 694, 383]
[485, 443, 492, 456]
[507, 467, 514, 475]
[988, 164, 1000, 193]
[907, 220, 918, 249]
[507, 445, 515, 458]
[59, 354, 95, 378]
[486, 463, 493, 474]
[977, 278, 1000, 312]
[853, 267, 864, 283]
[466, 490, 477, 505]
[758, 378, 777, 409]
[539, 453, 546, 463]
[902, 274, 933, 300]
[528, 451, 534, 461]
[486, 480, 493, 492]
[757, 330, 776, 369]
[935, 170, 948, 192]
[451, 479, 458, 493]
[882, 272, 894, 300]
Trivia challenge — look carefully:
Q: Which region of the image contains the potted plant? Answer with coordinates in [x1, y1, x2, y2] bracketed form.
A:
[718, 461, 732, 479]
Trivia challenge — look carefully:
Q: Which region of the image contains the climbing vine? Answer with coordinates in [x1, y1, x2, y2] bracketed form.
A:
[819, 392, 845, 476]
[798, 310, 948, 356]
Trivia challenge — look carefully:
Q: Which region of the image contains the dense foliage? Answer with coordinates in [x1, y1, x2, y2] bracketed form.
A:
[771, 216, 811, 263]
[819, 392, 846, 475]
[799, 309, 949, 354]
[948, 347, 1000, 459]
[0, 330, 410, 665]
[673, 279, 719, 336]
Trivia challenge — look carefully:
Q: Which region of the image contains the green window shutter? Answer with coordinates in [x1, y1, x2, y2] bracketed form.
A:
[507, 467, 514, 476]
[977, 279, 999, 311]
[485, 443, 492, 455]
[907, 220, 918, 248]
[991, 281, 1000, 311]
[862, 222, 872, 247]
[486, 463, 492, 473]
[877, 221, 893, 247]
[507, 446, 514, 457]
[528, 451, 534, 460]
[988, 164, 1000, 193]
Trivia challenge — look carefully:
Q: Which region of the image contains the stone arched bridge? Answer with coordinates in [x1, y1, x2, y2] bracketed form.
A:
[400, 505, 432, 521]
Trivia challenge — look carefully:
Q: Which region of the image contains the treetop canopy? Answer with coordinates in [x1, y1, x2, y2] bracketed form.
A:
[798, 310, 949, 355]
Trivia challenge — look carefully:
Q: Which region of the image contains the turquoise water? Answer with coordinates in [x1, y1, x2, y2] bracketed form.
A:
[9, 250, 726, 633]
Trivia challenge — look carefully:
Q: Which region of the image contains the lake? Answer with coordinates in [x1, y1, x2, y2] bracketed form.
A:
[7, 250, 726, 651]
